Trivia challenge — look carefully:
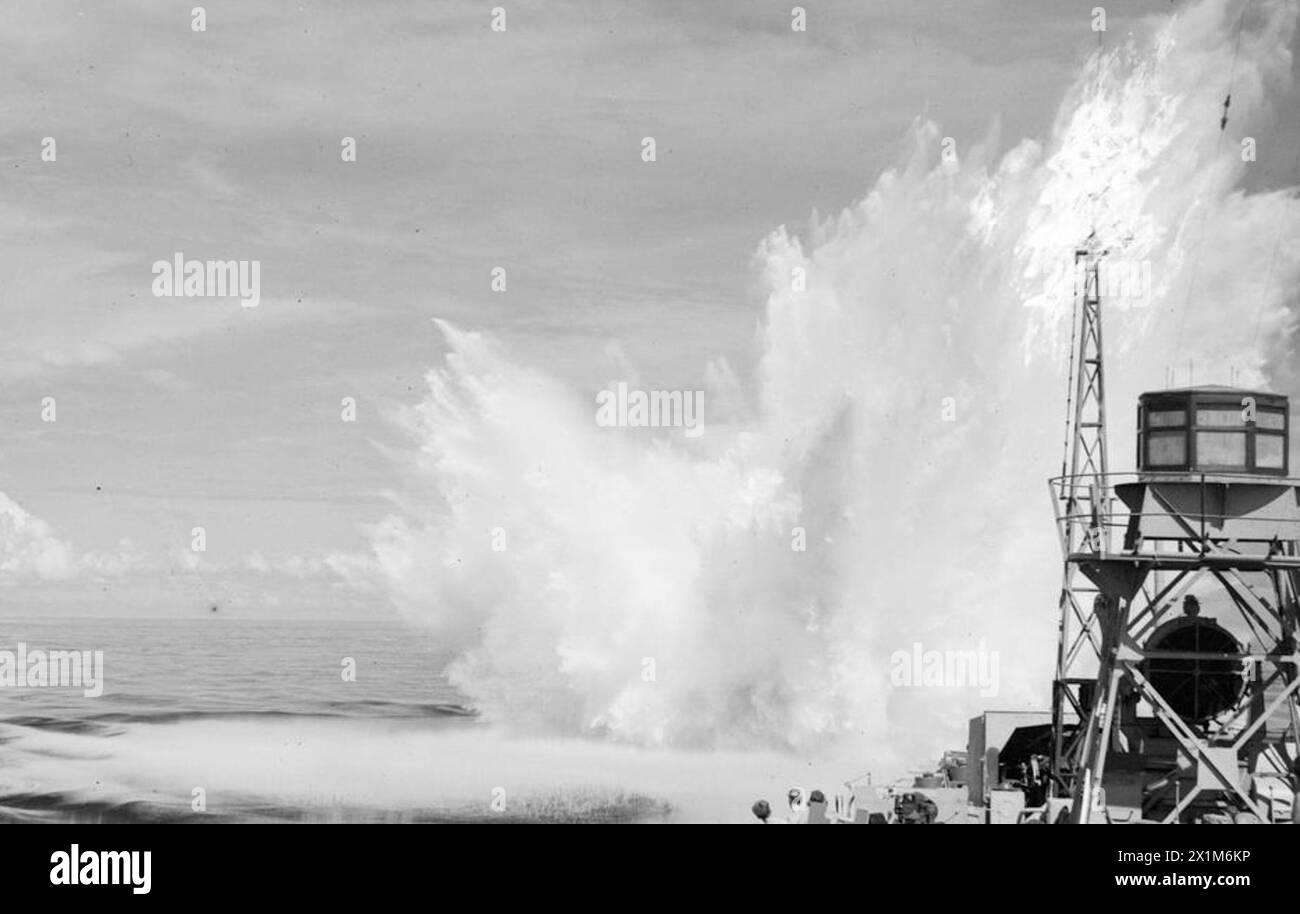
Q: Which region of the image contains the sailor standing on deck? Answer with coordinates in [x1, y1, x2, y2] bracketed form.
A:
[750, 788, 812, 823]
[786, 788, 809, 825]
[752, 800, 787, 824]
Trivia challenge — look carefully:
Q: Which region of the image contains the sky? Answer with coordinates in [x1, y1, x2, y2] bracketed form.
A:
[1, 0, 1298, 621]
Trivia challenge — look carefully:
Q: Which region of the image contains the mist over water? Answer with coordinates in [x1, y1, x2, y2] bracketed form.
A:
[371, 0, 1300, 768]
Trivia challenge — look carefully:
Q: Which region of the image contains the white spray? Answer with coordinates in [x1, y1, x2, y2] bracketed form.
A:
[370, 0, 1300, 767]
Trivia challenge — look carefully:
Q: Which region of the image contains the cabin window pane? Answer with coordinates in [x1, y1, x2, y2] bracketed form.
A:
[1196, 431, 1246, 467]
[1257, 434, 1285, 469]
[1257, 410, 1286, 431]
[1196, 408, 1246, 428]
[1147, 409, 1186, 429]
[1147, 431, 1187, 466]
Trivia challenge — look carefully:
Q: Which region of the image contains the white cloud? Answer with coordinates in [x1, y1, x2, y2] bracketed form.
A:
[81, 538, 147, 577]
[0, 492, 77, 581]
[167, 546, 216, 574]
[0, 492, 144, 582]
[243, 549, 379, 590]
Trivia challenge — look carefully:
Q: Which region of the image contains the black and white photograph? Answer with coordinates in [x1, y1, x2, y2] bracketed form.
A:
[2, 0, 1300, 892]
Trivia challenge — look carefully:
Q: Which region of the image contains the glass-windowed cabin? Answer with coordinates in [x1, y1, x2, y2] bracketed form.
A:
[1136, 386, 1290, 476]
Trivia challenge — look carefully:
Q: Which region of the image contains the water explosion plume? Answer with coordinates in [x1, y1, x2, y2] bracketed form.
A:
[369, 0, 1300, 766]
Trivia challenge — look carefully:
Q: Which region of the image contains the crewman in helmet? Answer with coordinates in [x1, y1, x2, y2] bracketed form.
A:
[787, 787, 809, 824]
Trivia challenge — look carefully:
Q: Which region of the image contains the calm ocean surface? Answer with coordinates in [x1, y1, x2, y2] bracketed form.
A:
[0, 617, 682, 823]
[0, 617, 463, 725]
